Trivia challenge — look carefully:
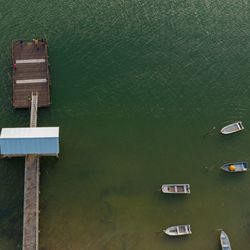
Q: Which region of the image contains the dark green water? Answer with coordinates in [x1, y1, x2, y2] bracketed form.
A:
[1, 0, 250, 249]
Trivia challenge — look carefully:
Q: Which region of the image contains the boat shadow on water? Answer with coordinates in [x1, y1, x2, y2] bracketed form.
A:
[202, 126, 217, 137]
[157, 231, 191, 244]
[156, 190, 190, 206]
[219, 133, 245, 144]
[217, 169, 248, 193]
[218, 170, 248, 179]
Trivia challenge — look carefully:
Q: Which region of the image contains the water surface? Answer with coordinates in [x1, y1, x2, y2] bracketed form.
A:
[1, 0, 250, 249]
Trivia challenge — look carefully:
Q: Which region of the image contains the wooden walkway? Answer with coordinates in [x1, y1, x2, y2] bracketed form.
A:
[12, 40, 51, 108]
[30, 93, 38, 128]
[23, 93, 39, 250]
[23, 155, 40, 250]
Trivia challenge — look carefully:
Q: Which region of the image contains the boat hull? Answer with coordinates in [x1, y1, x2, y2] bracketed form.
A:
[221, 162, 248, 173]
[221, 121, 244, 134]
[163, 225, 192, 236]
[161, 184, 190, 194]
[220, 231, 232, 250]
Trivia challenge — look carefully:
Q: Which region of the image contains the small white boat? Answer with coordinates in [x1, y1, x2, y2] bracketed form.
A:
[161, 184, 190, 194]
[220, 231, 232, 250]
[163, 225, 192, 236]
[220, 121, 244, 134]
[221, 162, 248, 173]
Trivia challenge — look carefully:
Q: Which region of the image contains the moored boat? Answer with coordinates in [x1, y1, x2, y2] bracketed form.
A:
[220, 231, 232, 250]
[163, 224, 192, 236]
[221, 162, 248, 173]
[161, 184, 190, 194]
[220, 121, 244, 134]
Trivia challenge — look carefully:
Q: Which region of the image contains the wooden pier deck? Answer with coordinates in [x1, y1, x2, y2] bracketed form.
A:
[23, 155, 40, 250]
[23, 93, 39, 250]
[12, 40, 51, 108]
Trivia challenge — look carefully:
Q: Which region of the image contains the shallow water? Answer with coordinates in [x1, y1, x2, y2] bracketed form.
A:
[1, 0, 250, 249]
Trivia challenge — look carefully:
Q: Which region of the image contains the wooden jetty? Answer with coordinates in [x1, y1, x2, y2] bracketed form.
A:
[11, 39, 52, 250]
[0, 39, 58, 250]
[12, 39, 51, 108]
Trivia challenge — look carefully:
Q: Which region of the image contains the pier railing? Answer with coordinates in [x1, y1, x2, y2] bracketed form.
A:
[23, 92, 40, 250]
[30, 92, 38, 127]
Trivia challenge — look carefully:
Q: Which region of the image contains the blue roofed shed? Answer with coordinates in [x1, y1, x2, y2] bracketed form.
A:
[0, 127, 59, 156]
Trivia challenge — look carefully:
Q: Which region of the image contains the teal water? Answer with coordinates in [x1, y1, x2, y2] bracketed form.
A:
[1, 0, 250, 249]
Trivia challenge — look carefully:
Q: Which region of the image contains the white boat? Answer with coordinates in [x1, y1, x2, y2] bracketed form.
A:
[220, 231, 232, 250]
[221, 162, 248, 173]
[220, 121, 244, 134]
[163, 225, 192, 236]
[161, 184, 190, 194]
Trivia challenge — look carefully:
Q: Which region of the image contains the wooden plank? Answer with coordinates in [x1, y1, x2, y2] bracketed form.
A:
[16, 59, 46, 64]
[16, 79, 47, 84]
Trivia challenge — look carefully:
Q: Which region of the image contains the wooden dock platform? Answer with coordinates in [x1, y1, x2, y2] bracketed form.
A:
[12, 40, 51, 108]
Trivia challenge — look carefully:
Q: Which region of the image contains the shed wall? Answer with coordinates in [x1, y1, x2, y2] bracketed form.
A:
[0, 137, 59, 155]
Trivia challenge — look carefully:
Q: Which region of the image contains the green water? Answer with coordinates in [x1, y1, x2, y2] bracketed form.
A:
[1, 0, 250, 249]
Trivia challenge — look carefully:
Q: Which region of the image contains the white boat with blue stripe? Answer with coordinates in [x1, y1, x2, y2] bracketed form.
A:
[221, 162, 248, 173]
[220, 231, 232, 250]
